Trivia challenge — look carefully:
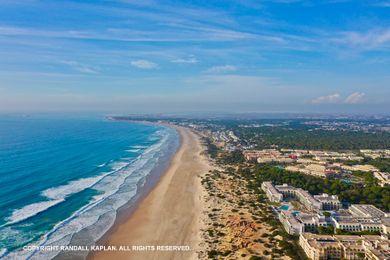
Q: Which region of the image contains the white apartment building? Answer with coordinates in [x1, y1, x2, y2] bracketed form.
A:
[261, 181, 283, 202]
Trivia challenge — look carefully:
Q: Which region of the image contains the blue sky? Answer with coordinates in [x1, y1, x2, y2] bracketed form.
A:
[0, 0, 389, 114]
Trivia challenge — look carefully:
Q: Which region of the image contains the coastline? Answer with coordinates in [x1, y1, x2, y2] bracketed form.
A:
[1, 119, 183, 260]
[89, 125, 210, 260]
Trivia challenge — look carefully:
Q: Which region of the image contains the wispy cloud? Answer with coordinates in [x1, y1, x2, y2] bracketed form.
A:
[310, 92, 366, 104]
[344, 92, 365, 104]
[371, 1, 390, 7]
[0, 25, 256, 43]
[170, 56, 199, 64]
[130, 59, 158, 69]
[61, 61, 99, 74]
[332, 29, 390, 50]
[310, 93, 341, 104]
[206, 65, 237, 73]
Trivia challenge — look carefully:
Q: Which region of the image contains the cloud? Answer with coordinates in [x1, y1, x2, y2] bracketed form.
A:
[372, 1, 390, 7]
[333, 29, 390, 50]
[62, 61, 99, 74]
[344, 92, 365, 104]
[171, 56, 198, 64]
[310, 93, 341, 104]
[130, 60, 158, 69]
[206, 65, 237, 73]
[310, 92, 366, 104]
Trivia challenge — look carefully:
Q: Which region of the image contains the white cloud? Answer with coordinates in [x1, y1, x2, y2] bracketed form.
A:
[206, 65, 237, 73]
[62, 61, 99, 74]
[344, 92, 365, 104]
[310, 93, 341, 104]
[171, 56, 198, 64]
[130, 59, 158, 69]
[310, 92, 366, 104]
[333, 29, 390, 50]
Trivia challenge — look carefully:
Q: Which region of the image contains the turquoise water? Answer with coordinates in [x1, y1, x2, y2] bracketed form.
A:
[279, 205, 290, 211]
[292, 211, 300, 216]
[0, 115, 179, 258]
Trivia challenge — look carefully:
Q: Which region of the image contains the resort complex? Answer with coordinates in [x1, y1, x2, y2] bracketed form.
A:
[262, 181, 390, 259]
[262, 182, 389, 235]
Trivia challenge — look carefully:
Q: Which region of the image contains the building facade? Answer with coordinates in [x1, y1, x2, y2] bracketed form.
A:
[299, 233, 390, 260]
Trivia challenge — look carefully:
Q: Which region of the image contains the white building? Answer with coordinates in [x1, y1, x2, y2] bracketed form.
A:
[261, 181, 283, 202]
[314, 193, 341, 211]
[349, 204, 388, 219]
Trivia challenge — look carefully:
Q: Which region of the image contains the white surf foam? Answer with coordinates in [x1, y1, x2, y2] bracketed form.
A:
[5, 174, 115, 226]
[42, 175, 109, 200]
[126, 149, 140, 153]
[131, 145, 147, 149]
[3, 127, 178, 260]
[97, 162, 106, 168]
[0, 248, 7, 258]
[6, 155, 134, 226]
[7, 199, 65, 225]
[109, 161, 129, 171]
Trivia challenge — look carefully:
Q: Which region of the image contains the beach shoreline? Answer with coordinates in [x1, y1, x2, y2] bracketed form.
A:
[89, 125, 210, 260]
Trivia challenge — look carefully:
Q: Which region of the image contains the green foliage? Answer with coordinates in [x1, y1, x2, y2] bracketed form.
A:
[236, 126, 390, 151]
[207, 250, 219, 259]
[344, 158, 390, 173]
[220, 150, 245, 164]
[249, 256, 263, 260]
[204, 138, 218, 158]
[368, 158, 390, 172]
[352, 171, 378, 185]
[318, 226, 334, 235]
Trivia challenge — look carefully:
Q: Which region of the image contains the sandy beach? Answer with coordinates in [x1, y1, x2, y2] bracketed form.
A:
[90, 126, 210, 260]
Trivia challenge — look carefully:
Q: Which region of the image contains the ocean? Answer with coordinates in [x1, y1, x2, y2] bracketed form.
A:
[0, 115, 179, 259]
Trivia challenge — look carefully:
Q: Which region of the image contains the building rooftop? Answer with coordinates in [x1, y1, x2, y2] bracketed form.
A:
[350, 204, 387, 219]
[314, 193, 339, 202]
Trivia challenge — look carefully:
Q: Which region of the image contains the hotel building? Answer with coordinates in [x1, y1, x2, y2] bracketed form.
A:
[299, 233, 390, 260]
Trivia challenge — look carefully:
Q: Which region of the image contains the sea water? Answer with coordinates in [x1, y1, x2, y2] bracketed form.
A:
[0, 115, 179, 259]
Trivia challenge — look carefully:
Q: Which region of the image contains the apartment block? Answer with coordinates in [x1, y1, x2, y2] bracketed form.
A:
[299, 233, 390, 260]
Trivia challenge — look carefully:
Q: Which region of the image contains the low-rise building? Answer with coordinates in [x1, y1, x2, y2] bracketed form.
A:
[341, 164, 379, 173]
[360, 149, 390, 159]
[243, 149, 297, 163]
[314, 193, 341, 211]
[278, 210, 303, 235]
[286, 164, 339, 178]
[349, 204, 388, 219]
[261, 181, 283, 202]
[332, 216, 384, 233]
[270, 183, 338, 212]
[299, 233, 390, 260]
[374, 172, 390, 187]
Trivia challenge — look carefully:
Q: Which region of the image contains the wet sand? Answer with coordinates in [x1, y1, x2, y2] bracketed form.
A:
[90, 126, 210, 260]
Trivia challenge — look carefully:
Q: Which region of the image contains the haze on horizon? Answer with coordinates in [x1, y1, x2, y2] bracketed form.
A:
[0, 0, 389, 114]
